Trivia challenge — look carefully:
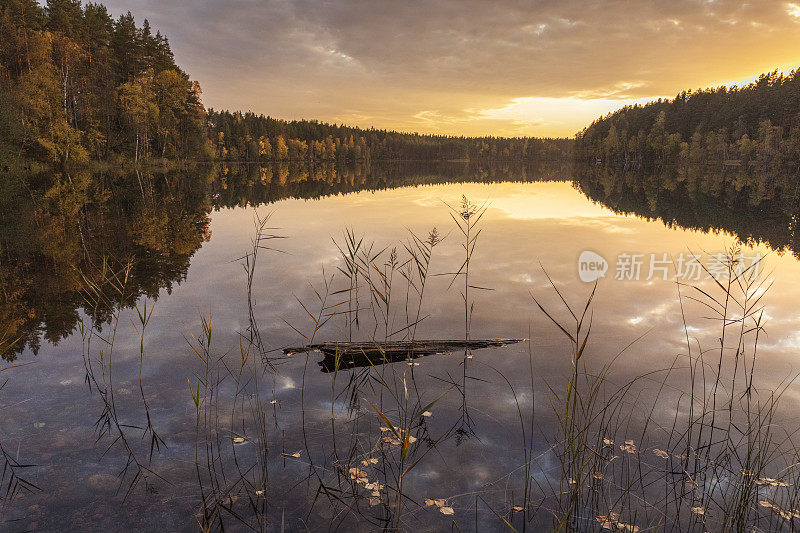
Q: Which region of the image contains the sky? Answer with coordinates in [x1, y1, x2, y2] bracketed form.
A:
[98, 0, 800, 138]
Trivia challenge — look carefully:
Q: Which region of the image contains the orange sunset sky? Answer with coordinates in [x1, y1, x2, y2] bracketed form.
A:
[100, 0, 800, 137]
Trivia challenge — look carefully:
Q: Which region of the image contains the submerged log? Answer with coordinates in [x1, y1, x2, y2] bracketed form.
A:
[282, 339, 525, 373]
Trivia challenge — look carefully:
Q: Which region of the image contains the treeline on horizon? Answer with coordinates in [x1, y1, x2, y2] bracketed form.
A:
[575, 69, 800, 174]
[207, 109, 573, 163]
[0, 0, 572, 172]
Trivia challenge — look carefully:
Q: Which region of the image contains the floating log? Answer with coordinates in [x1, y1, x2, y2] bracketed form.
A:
[282, 339, 525, 373]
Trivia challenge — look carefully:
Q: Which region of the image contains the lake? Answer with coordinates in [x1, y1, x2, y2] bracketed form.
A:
[2, 162, 799, 531]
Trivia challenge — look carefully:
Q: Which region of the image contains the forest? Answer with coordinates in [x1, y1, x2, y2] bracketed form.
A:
[575, 69, 800, 174]
[0, 0, 571, 171]
[207, 110, 573, 163]
[0, 0, 209, 169]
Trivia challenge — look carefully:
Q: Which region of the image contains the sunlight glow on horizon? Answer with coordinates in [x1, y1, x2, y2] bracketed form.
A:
[96, 0, 800, 138]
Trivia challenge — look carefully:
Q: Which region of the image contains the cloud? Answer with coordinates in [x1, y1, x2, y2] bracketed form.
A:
[99, 0, 800, 136]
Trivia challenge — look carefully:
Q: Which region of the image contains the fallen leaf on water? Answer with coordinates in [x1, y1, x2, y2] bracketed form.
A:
[440, 506, 454, 515]
[741, 469, 754, 476]
[568, 478, 577, 485]
[758, 500, 800, 520]
[282, 451, 301, 458]
[348, 467, 368, 481]
[255, 490, 264, 496]
[512, 505, 524, 512]
[381, 436, 401, 445]
[422, 411, 432, 417]
[368, 458, 378, 464]
[364, 482, 375, 490]
[653, 449, 669, 459]
[755, 477, 790, 487]
[620, 443, 637, 454]
[369, 497, 381, 506]
[596, 512, 639, 532]
[593, 472, 604, 480]
[233, 437, 246, 444]
[603, 438, 614, 446]
[408, 435, 417, 444]
[425, 498, 436, 506]
[371, 490, 381, 497]
[270, 400, 277, 404]
[380, 426, 390, 432]
[691, 506, 705, 515]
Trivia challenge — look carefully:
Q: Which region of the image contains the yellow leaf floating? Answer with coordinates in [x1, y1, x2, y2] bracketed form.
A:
[755, 477, 790, 487]
[348, 467, 368, 481]
[233, 437, 246, 444]
[653, 449, 669, 459]
[758, 500, 800, 520]
[512, 505, 524, 512]
[282, 451, 301, 458]
[439, 506, 454, 515]
[596, 512, 639, 532]
[691, 507, 705, 515]
[426, 498, 447, 508]
[422, 411, 432, 417]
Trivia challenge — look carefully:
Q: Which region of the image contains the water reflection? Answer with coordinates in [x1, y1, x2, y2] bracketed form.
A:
[0, 169, 213, 360]
[0, 161, 565, 360]
[2, 162, 800, 531]
[576, 166, 800, 258]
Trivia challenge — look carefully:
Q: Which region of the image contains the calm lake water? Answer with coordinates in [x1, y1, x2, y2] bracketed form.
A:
[2, 163, 800, 531]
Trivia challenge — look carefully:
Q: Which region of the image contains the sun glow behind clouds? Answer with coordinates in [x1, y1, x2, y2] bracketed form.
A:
[98, 0, 800, 137]
[475, 96, 664, 137]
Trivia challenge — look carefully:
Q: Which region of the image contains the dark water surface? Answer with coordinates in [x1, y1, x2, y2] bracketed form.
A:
[2, 163, 800, 531]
